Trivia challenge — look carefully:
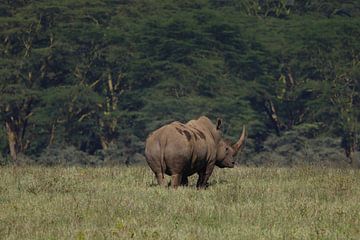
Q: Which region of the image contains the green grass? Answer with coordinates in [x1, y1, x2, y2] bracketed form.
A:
[0, 165, 360, 240]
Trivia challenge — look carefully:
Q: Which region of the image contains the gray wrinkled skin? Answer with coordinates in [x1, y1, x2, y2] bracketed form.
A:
[145, 116, 245, 188]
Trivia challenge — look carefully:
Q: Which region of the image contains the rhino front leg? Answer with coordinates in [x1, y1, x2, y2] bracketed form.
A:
[180, 175, 188, 186]
[197, 163, 215, 189]
[196, 172, 205, 189]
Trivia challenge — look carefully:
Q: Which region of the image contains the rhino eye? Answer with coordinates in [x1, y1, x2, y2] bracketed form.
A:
[225, 147, 229, 151]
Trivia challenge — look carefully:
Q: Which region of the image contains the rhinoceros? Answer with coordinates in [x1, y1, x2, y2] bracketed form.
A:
[145, 116, 246, 188]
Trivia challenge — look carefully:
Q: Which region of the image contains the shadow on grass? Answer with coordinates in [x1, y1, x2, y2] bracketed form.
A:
[146, 178, 229, 189]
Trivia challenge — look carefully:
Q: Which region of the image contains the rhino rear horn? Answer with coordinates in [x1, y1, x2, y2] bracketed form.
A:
[233, 125, 246, 156]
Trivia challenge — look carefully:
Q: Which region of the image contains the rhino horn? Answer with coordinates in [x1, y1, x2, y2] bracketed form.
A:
[232, 125, 246, 156]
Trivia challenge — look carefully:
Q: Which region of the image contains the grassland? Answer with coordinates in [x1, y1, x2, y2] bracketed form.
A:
[0, 165, 359, 240]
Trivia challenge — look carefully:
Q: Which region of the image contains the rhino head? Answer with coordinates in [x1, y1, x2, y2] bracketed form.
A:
[215, 126, 246, 168]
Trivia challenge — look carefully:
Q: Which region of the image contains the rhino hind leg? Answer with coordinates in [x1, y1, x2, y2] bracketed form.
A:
[170, 174, 182, 188]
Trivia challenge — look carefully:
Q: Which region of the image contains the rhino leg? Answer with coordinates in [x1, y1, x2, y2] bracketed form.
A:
[196, 172, 205, 189]
[197, 164, 215, 189]
[180, 175, 188, 186]
[155, 173, 166, 187]
[170, 174, 182, 188]
[197, 176, 210, 189]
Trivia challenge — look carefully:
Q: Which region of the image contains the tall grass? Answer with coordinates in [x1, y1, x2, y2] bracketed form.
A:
[0, 165, 359, 239]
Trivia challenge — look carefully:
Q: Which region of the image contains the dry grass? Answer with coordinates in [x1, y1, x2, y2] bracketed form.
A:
[0, 165, 360, 239]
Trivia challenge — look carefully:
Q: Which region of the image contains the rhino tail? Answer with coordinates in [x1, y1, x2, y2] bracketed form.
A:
[159, 138, 167, 180]
[160, 146, 165, 179]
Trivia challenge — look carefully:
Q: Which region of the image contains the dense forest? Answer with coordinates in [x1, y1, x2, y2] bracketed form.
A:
[0, 0, 359, 166]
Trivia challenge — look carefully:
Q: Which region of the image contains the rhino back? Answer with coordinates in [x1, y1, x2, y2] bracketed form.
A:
[145, 123, 194, 175]
[187, 116, 222, 145]
[145, 119, 220, 176]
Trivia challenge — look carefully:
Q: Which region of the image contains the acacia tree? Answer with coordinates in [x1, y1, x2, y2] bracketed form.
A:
[0, 0, 125, 158]
[1, 0, 359, 164]
[335, 66, 359, 163]
[0, 6, 43, 160]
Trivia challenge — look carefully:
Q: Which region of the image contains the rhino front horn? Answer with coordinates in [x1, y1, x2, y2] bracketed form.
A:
[233, 125, 246, 156]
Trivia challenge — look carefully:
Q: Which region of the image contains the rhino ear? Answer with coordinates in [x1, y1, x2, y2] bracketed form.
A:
[216, 118, 222, 130]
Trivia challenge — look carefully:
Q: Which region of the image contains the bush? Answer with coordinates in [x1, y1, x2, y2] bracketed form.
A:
[95, 138, 146, 166]
[37, 144, 101, 166]
[0, 154, 7, 166]
[241, 125, 358, 167]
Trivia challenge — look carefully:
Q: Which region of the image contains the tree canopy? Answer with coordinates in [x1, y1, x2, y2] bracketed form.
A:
[0, 0, 359, 165]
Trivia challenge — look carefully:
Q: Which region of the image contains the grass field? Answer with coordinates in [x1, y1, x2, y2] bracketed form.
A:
[0, 165, 359, 240]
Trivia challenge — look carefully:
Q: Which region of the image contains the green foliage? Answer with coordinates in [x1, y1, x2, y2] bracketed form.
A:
[0, 127, 6, 154]
[0, 0, 359, 163]
[37, 145, 100, 166]
[243, 129, 356, 167]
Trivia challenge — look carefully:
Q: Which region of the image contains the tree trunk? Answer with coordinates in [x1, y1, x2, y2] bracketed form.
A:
[49, 123, 56, 146]
[98, 73, 119, 150]
[345, 146, 355, 166]
[99, 134, 109, 150]
[5, 121, 18, 162]
[264, 99, 281, 135]
[342, 131, 356, 165]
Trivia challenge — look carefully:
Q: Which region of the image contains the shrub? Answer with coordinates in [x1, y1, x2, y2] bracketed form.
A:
[95, 137, 146, 166]
[37, 144, 101, 166]
[241, 125, 358, 167]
